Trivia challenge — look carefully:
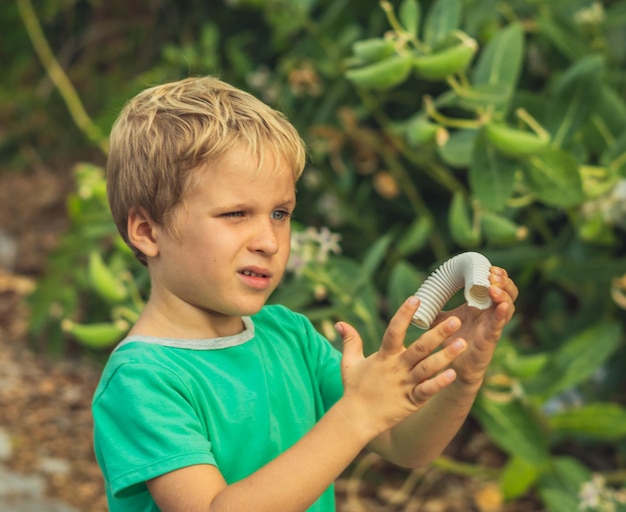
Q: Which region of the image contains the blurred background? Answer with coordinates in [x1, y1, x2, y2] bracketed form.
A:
[1, 0, 626, 510]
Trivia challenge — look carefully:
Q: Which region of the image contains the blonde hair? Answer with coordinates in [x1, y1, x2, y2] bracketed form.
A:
[106, 75, 307, 265]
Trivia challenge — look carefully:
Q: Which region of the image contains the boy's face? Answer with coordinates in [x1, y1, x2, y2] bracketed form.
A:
[148, 143, 296, 334]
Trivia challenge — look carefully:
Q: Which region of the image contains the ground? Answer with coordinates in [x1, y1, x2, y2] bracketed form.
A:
[0, 167, 543, 511]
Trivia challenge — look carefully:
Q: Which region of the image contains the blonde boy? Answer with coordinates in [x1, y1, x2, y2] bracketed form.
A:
[92, 76, 518, 511]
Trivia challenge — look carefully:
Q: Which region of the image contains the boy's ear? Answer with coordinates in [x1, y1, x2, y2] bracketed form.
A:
[127, 208, 159, 258]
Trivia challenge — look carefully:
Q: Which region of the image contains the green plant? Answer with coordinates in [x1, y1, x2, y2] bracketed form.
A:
[21, 0, 626, 508]
[331, 0, 626, 507]
[28, 162, 146, 354]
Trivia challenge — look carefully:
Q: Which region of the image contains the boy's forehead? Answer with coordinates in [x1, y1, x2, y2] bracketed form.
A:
[184, 157, 296, 202]
[194, 145, 296, 181]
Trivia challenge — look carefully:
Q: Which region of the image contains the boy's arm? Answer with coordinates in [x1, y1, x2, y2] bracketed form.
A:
[365, 266, 518, 467]
[148, 298, 467, 512]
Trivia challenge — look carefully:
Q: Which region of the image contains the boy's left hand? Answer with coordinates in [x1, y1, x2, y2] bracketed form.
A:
[430, 266, 518, 387]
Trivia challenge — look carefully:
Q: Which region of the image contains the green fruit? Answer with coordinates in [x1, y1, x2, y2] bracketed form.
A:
[62, 319, 129, 349]
[503, 353, 549, 379]
[88, 250, 128, 303]
[481, 211, 527, 246]
[406, 116, 448, 147]
[485, 122, 550, 158]
[448, 192, 480, 248]
[352, 38, 396, 63]
[345, 54, 413, 90]
[413, 38, 477, 81]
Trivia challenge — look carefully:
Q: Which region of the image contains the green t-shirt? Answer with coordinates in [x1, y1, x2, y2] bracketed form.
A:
[92, 305, 344, 511]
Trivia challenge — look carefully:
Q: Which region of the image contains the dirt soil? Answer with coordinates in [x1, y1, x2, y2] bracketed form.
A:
[0, 167, 543, 512]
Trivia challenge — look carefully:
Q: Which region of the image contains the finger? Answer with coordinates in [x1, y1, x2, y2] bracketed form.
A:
[336, 322, 365, 373]
[379, 296, 420, 357]
[489, 298, 515, 328]
[402, 316, 462, 368]
[490, 266, 519, 302]
[410, 369, 457, 407]
[410, 337, 466, 382]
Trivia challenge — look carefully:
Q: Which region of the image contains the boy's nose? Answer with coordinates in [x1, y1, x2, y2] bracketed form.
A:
[249, 220, 280, 255]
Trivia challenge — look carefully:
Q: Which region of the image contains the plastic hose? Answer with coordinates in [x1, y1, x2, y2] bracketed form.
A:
[411, 252, 492, 329]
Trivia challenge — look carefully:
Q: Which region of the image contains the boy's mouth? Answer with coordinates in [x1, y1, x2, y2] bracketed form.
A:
[239, 268, 271, 278]
[238, 267, 273, 290]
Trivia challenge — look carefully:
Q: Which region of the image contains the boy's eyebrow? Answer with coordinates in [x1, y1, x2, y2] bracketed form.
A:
[215, 199, 297, 210]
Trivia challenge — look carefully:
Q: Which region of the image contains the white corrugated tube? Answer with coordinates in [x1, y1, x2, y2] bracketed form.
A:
[411, 252, 493, 329]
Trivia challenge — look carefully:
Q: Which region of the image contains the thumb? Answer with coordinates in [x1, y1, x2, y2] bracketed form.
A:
[335, 322, 365, 373]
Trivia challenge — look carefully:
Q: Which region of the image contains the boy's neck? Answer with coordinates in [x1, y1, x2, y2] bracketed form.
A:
[130, 297, 247, 340]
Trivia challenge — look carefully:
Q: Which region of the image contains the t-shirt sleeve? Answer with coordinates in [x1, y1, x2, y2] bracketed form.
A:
[92, 362, 217, 498]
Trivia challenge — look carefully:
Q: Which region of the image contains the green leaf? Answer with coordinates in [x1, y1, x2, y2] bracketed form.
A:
[538, 456, 591, 512]
[525, 322, 622, 401]
[539, 488, 581, 512]
[387, 261, 424, 317]
[547, 55, 604, 148]
[399, 0, 420, 38]
[601, 128, 626, 175]
[437, 128, 478, 168]
[523, 148, 585, 207]
[548, 403, 626, 441]
[360, 233, 393, 278]
[584, 84, 626, 155]
[422, 0, 461, 49]
[269, 278, 314, 310]
[471, 22, 524, 116]
[536, 15, 590, 62]
[473, 394, 549, 464]
[395, 216, 433, 257]
[469, 130, 517, 211]
[501, 455, 539, 500]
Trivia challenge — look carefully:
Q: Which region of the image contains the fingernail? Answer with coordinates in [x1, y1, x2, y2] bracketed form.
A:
[453, 339, 465, 350]
[334, 322, 344, 335]
[444, 369, 456, 380]
[407, 296, 419, 307]
[447, 317, 460, 329]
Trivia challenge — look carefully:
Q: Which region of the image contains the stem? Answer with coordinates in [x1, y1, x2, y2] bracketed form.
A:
[379, 0, 424, 51]
[378, 146, 449, 261]
[111, 306, 140, 324]
[380, 1, 404, 34]
[515, 108, 551, 141]
[424, 95, 483, 130]
[355, 90, 464, 260]
[301, 267, 379, 346]
[16, 0, 108, 154]
[590, 115, 616, 147]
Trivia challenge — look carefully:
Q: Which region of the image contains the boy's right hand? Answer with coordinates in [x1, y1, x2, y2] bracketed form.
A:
[335, 296, 466, 440]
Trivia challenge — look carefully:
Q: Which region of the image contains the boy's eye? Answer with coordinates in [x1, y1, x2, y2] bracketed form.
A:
[271, 210, 291, 221]
[222, 211, 246, 218]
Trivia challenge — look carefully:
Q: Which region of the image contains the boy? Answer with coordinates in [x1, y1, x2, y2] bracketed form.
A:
[92, 75, 518, 512]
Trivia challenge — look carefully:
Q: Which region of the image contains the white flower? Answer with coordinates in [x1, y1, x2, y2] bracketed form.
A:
[574, 2, 605, 25]
[579, 474, 621, 512]
[287, 226, 342, 275]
